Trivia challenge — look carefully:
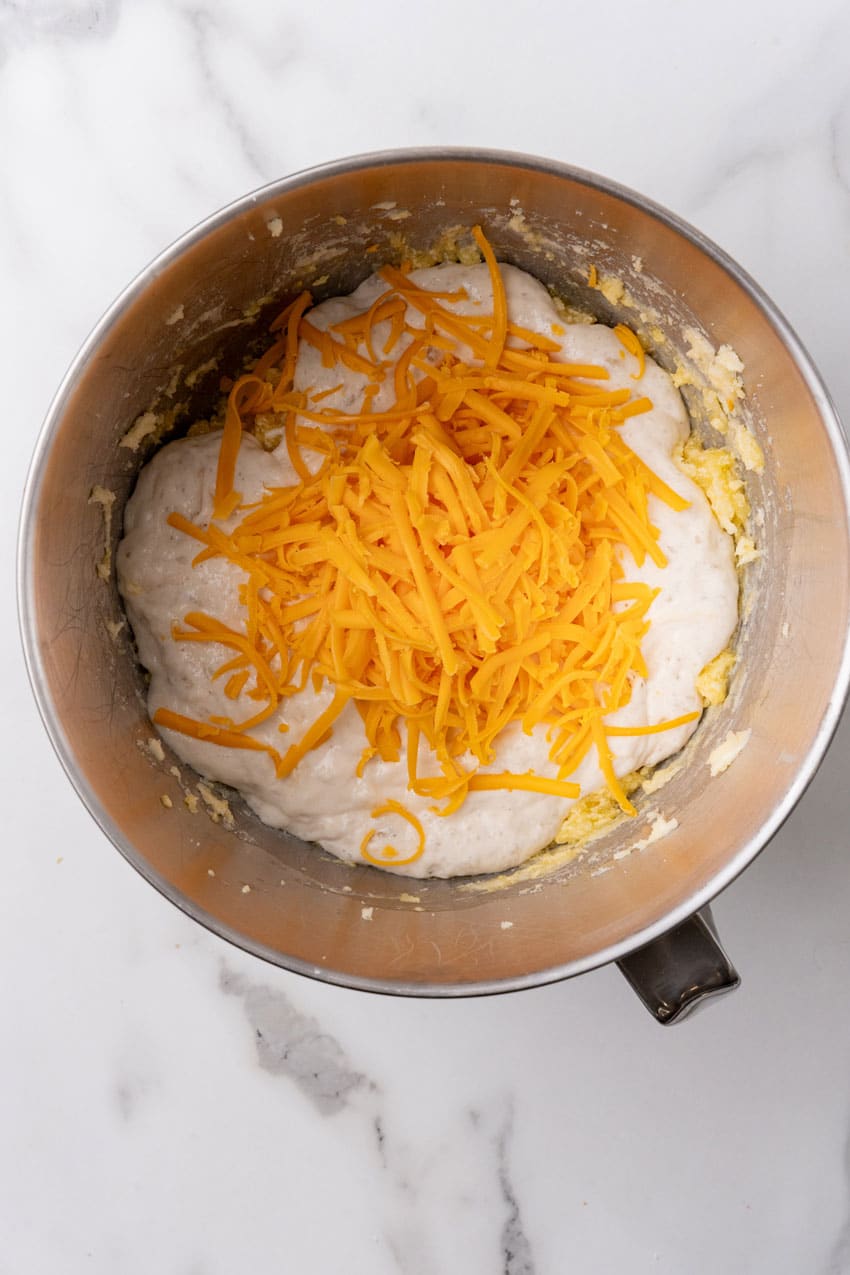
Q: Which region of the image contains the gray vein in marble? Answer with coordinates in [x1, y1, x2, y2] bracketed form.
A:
[374, 1113, 388, 1168]
[496, 1103, 536, 1275]
[828, 88, 850, 203]
[220, 966, 372, 1114]
[219, 965, 538, 1274]
[0, 0, 121, 53]
[683, 133, 788, 235]
[826, 1116, 850, 1274]
[115, 1080, 136, 1121]
[682, 16, 850, 224]
[179, 3, 274, 180]
[0, 180, 35, 270]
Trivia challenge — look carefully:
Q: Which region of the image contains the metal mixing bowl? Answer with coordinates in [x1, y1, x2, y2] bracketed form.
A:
[19, 149, 850, 1021]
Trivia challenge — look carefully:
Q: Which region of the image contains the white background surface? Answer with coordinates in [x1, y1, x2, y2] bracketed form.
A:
[5, 2, 850, 1271]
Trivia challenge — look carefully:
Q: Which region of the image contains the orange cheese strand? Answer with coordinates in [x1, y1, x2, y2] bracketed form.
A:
[276, 688, 350, 778]
[472, 224, 508, 367]
[213, 293, 312, 518]
[153, 707, 284, 768]
[614, 323, 646, 380]
[163, 230, 697, 840]
[605, 709, 700, 736]
[360, 799, 426, 866]
[215, 375, 290, 519]
[467, 772, 581, 798]
[590, 715, 636, 815]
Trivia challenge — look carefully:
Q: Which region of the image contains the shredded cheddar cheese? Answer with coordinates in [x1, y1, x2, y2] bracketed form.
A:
[157, 230, 696, 858]
[614, 323, 646, 380]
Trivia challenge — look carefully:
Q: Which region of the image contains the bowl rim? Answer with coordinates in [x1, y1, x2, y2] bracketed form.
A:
[17, 145, 850, 997]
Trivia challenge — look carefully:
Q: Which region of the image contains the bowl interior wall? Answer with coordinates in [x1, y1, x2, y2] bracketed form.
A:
[23, 155, 850, 989]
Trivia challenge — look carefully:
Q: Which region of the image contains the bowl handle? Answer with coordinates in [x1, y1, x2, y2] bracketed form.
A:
[616, 905, 740, 1024]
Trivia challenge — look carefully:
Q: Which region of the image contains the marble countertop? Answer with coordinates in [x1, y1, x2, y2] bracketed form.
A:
[6, 1, 850, 1270]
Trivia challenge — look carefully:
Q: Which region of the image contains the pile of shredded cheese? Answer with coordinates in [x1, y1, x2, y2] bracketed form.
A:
[153, 228, 701, 864]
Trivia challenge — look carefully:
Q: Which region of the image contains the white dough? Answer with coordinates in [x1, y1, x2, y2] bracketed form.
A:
[117, 262, 739, 878]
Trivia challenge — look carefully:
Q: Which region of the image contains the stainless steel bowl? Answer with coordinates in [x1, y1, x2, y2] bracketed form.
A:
[18, 149, 850, 1021]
